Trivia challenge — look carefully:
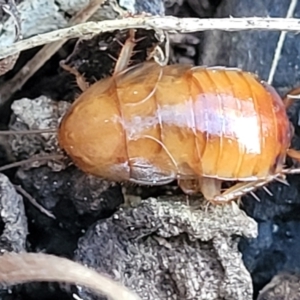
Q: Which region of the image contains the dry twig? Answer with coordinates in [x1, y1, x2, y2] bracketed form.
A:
[14, 185, 55, 219]
[0, 252, 141, 300]
[1, 16, 300, 62]
[0, 0, 107, 104]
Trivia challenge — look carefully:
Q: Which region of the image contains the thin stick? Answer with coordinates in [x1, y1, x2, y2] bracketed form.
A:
[267, 0, 298, 84]
[0, 154, 64, 172]
[14, 185, 55, 219]
[1, 16, 300, 62]
[0, 252, 141, 300]
[0, 0, 107, 104]
[0, 128, 57, 135]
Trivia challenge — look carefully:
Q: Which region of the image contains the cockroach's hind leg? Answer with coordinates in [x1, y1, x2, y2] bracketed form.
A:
[199, 177, 222, 204]
[209, 178, 274, 204]
[250, 191, 261, 202]
[262, 186, 273, 196]
[282, 167, 300, 175]
[283, 86, 300, 109]
[274, 175, 289, 186]
[59, 61, 89, 92]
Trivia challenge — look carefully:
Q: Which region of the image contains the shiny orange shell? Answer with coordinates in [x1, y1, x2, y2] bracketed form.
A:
[58, 62, 292, 186]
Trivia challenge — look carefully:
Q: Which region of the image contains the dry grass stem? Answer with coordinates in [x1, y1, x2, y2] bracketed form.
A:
[0, 154, 65, 172]
[0, 252, 141, 300]
[14, 185, 55, 219]
[1, 16, 300, 61]
[267, 0, 298, 84]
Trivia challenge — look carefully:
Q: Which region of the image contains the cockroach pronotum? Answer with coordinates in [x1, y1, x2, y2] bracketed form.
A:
[2, 29, 300, 204]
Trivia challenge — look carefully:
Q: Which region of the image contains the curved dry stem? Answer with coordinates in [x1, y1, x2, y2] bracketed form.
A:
[0, 252, 141, 300]
[0, 154, 64, 172]
[1, 16, 300, 61]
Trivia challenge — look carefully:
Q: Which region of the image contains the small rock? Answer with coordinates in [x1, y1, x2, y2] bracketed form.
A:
[75, 196, 257, 300]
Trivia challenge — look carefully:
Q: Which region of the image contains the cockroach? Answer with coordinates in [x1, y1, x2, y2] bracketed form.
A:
[2, 29, 300, 204]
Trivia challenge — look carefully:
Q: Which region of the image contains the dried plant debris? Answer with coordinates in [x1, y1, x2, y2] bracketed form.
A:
[0, 0, 165, 48]
[0, 0, 115, 46]
[0, 252, 141, 300]
[16, 166, 123, 217]
[75, 196, 257, 300]
[257, 272, 300, 300]
[0, 173, 27, 252]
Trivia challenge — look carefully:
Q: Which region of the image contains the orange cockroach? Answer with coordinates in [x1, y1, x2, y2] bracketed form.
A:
[2, 29, 300, 204]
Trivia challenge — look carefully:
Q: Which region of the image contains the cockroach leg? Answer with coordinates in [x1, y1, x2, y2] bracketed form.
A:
[282, 167, 300, 175]
[59, 61, 89, 92]
[205, 178, 275, 204]
[199, 177, 222, 202]
[250, 191, 261, 202]
[262, 186, 273, 196]
[113, 29, 146, 76]
[274, 176, 289, 186]
[287, 148, 300, 162]
[283, 86, 300, 109]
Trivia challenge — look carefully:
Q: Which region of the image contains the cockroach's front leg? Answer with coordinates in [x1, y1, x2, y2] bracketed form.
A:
[59, 61, 90, 92]
[112, 29, 148, 75]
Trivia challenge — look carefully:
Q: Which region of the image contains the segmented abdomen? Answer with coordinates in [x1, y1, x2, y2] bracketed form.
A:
[116, 63, 291, 181]
[58, 62, 292, 184]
